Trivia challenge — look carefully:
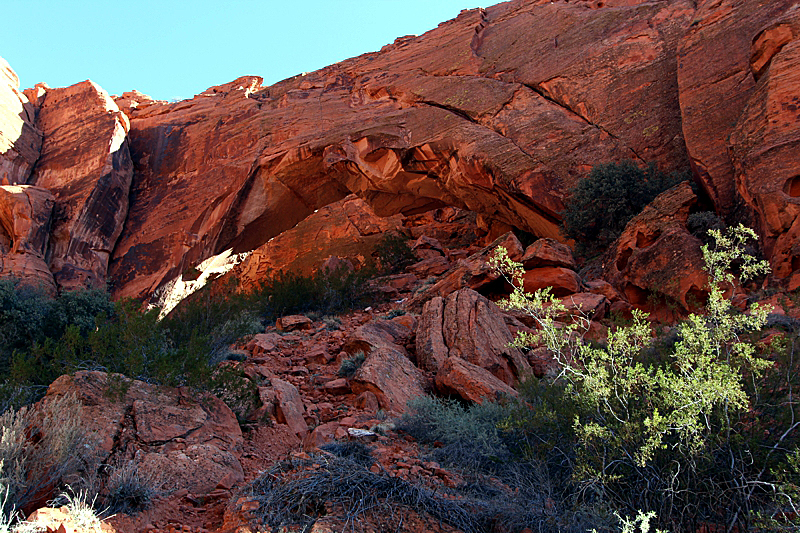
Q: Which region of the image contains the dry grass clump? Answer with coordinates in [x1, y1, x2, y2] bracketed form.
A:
[1, 393, 90, 520]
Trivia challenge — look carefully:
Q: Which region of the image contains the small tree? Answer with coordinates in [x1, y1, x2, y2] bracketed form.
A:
[560, 161, 683, 255]
[490, 225, 799, 531]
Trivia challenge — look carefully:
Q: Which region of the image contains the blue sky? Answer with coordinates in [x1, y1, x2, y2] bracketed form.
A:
[2, 1, 477, 102]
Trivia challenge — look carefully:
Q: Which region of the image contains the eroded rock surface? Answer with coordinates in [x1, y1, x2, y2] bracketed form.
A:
[606, 182, 706, 311]
[27, 81, 133, 290]
[729, 9, 800, 279]
[417, 288, 530, 388]
[44, 371, 244, 496]
[0, 185, 55, 290]
[678, 0, 798, 213]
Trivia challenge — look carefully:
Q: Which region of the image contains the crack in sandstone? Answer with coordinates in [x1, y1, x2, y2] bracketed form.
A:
[414, 99, 544, 166]
[519, 82, 646, 163]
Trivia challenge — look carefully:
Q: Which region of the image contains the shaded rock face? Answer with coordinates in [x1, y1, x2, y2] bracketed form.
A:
[607, 182, 706, 312]
[677, 0, 798, 215]
[44, 371, 244, 496]
[729, 11, 800, 279]
[28, 81, 133, 290]
[108, 0, 697, 301]
[228, 194, 404, 292]
[0, 57, 41, 186]
[0, 185, 55, 290]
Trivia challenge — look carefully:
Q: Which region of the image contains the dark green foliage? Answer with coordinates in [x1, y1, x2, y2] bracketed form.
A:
[0, 280, 262, 414]
[252, 265, 375, 321]
[0, 281, 55, 375]
[337, 352, 365, 378]
[687, 210, 725, 243]
[397, 394, 601, 533]
[209, 366, 260, 425]
[319, 440, 374, 467]
[561, 161, 685, 254]
[374, 231, 415, 274]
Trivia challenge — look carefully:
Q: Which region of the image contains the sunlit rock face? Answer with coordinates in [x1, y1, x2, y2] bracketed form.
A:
[2, 0, 800, 301]
[27, 81, 133, 290]
[109, 0, 697, 301]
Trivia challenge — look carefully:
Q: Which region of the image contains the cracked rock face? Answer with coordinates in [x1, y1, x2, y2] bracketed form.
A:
[678, 0, 798, 216]
[28, 81, 134, 291]
[108, 0, 696, 302]
[0, 185, 56, 291]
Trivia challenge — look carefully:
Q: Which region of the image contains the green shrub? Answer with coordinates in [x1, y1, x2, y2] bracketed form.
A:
[209, 366, 259, 425]
[252, 264, 375, 321]
[398, 396, 511, 472]
[374, 231, 415, 274]
[490, 225, 800, 531]
[561, 161, 684, 255]
[687, 210, 725, 244]
[337, 352, 366, 378]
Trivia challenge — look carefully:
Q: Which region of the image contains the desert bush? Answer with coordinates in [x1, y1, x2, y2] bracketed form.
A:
[398, 396, 513, 473]
[561, 161, 684, 255]
[337, 352, 365, 378]
[398, 393, 596, 532]
[0, 394, 90, 520]
[208, 366, 259, 425]
[374, 231, 415, 274]
[252, 264, 375, 320]
[243, 454, 486, 533]
[319, 440, 374, 467]
[686, 210, 725, 243]
[490, 225, 800, 531]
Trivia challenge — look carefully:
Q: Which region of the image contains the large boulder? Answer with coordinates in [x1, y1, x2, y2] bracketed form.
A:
[44, 371, 244, 496]
[606, 182, 706, 311]
[345, 320, 425, 413]
[417, 288, 531, 388]
[435, 356, 518, 404]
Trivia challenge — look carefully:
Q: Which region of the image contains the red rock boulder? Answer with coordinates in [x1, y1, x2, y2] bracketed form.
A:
[606, 182, 707, 312]
[416, 288, 531, 387]
[44, 371, 244, 496]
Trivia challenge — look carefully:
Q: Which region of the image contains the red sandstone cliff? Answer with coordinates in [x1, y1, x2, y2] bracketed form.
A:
[0, 0, 797, 301]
